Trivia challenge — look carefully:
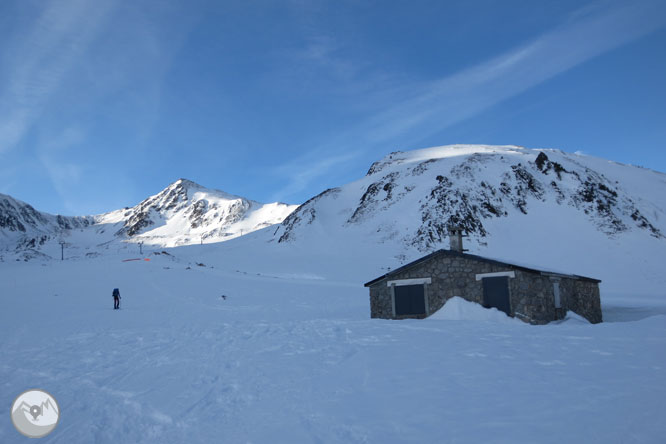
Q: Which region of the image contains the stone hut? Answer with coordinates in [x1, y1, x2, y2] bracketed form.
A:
[364, 230, 602, 324]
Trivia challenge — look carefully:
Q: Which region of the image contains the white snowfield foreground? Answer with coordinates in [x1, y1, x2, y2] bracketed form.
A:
[1, 248, 665, 444]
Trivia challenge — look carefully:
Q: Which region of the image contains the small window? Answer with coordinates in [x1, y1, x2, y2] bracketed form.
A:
[553, 282, 561, 308]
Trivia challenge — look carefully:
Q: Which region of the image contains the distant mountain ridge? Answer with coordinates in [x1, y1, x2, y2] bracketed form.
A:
[0, 179, 297, 255]
[0, 193, 93, 250]
[2, 144, 665, 286]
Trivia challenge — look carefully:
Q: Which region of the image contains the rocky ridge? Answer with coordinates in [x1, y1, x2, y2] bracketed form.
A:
[275, 145, 665, 251]
[1, 179, 297, 256]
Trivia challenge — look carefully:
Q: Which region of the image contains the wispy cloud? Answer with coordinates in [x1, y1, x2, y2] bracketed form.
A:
[271, 150, 361, 201]
[0, 1, 199, 150]
[0, 163, 21, 196]
[0, 1, 202, 213]
[37, 125, 87, 213]
[273, 0, 666, 201]
[39, 154, 85, 213]
[363, 0, 666, 147]
[285, 34, 361, 85]
[0, 0, 116, 153]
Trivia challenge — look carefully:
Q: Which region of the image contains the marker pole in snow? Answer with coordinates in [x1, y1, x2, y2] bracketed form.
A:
[139, 242, 143, 255]
[59, 241, 65, 260]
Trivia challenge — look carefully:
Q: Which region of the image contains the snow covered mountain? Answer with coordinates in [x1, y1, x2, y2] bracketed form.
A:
[0, 193, 93, 252]
[0, 179, 297, 255]
[3, 145, 665, 296]
[277, 145, 664, 246]
[271, 145, 666, 295]
[98, 179, 297, 247]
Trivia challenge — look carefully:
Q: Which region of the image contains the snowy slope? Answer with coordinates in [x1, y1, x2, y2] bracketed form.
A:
[3, 145, 665, 299]
[0, 179, 297, 258]
[98, 179, 297, 247]
[273, 145, 666, 297]
[1, 242, 665, 443]
[0, 193, 93, 259]
[278, 145, 664, 245]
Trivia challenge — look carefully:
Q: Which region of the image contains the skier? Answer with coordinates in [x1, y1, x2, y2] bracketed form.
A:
[112, 288, 121, 309]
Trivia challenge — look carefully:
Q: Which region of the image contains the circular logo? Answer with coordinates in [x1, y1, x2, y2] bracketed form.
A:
[11, 389, 60, 438]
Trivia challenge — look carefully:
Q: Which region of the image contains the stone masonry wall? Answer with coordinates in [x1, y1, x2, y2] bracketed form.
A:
[368, 252, 602, 324]
[510, 270, 560, 324]
[569, 279, 602, 323]
[369, 253, 518, 320]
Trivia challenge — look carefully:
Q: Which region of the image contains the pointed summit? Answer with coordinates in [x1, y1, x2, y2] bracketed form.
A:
[161, 178, 243, 202]
[170, 178, 202, 189]
[113, 179, 297, 244]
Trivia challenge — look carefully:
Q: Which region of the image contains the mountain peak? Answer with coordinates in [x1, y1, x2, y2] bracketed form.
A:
[366, 144, 528, 176]
[163, 179, 243, 202]
[107, 177, 297, 243]
[170, 178, 203, 190]
[282, 144, 665, 249]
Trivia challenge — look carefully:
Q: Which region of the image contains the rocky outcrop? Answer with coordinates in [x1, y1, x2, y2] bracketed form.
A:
[276, 147, 664, 252]
[0, 194, 91, 237]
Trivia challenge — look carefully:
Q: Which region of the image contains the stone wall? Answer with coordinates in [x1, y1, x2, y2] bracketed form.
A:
[510, 270, 560, 324]
[369, 253, 504, 320]
[368, 251, 602, 324]
[569, 279, 602, 323]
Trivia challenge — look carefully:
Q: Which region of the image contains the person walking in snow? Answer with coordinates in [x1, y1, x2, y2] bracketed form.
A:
[113, 288, 121, 310]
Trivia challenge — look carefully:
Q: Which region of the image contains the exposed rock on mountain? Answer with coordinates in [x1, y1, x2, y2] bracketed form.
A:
[0, 195, 91, 234]
[106, 179, 296, 247]
[1, 179, 297, 254]
[276, 145, 665, 252]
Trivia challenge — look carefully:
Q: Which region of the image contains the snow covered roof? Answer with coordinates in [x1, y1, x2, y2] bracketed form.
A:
[364, 249, 601, 287]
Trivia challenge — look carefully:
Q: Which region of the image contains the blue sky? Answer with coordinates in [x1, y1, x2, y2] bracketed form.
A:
[1, 0, 665, 215]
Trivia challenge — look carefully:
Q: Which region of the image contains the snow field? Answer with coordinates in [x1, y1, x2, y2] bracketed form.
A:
[1, 251, 666, 443]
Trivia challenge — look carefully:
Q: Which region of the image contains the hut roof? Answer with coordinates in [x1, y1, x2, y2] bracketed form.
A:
[364, 249, 601, 287]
